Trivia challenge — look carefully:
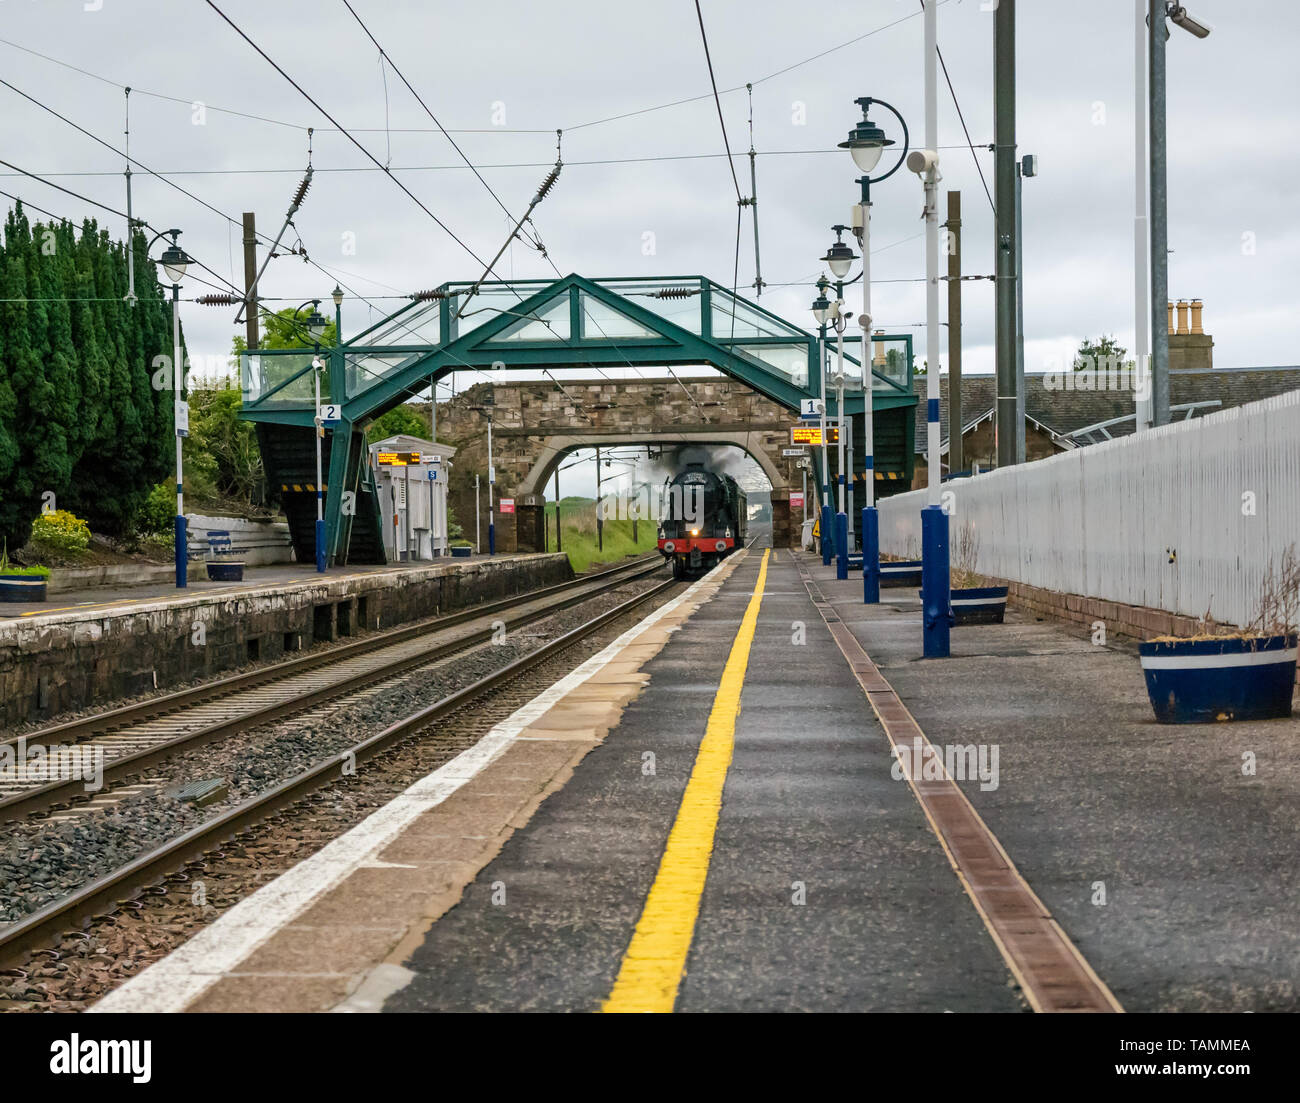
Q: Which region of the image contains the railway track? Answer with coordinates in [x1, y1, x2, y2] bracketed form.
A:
[0, 555, 664, 823]
[0, 567, 681, 974]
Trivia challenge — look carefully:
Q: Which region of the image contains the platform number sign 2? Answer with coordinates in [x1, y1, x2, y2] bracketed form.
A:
[319, 404, 342, 427]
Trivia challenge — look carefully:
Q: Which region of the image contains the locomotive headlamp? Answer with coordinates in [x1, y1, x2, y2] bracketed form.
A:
[690, 528, 699, 536]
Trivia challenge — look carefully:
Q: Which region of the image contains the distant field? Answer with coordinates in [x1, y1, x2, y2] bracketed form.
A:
[544, 498, 660, 573]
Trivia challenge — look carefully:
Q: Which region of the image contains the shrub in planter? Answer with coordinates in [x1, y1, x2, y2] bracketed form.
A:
[0, 545, 50, 602]
[1140, 545, 1299, 724]
[949, 523, 1008, 626]
[30, 509, 91, 556]
[450, 540, 473, 559]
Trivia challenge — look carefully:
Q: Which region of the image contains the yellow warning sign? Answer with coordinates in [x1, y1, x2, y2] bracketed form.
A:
[791, 425, 839, 446]
[812, 517, 820, 537]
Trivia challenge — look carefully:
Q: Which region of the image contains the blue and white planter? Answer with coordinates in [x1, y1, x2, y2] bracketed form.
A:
[879, 560, 923, 588]
[950, 585, 1008, 626]
[1139, 634, 1298, 724]
[0, 573, 47, 602]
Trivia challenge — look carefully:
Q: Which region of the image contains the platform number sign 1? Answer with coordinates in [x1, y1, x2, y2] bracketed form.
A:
[319, 403, 341, 427]
[800, 398, 824, 420]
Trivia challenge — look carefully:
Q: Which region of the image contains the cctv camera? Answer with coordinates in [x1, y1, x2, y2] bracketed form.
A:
[906, 149, 939, 175]
[1169, 5, 1211, 37]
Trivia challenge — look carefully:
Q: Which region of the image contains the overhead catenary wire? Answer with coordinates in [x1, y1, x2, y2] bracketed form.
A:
[202, 0, 496, 278]
[0, 146, 988, 181]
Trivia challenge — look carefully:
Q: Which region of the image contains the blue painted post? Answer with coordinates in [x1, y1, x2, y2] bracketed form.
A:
[862, 506, 879, 603]
[835, 511, 848, 579]
[821, 502, 833, 566]
[174, 514, 187, 588]
[315, 514, 327, 573]
[921, 505, 951, 658]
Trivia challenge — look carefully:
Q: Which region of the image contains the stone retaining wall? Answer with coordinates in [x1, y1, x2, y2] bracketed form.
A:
[0, 554, 571, 728]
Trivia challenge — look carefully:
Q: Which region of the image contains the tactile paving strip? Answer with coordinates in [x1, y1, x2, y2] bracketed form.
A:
[794, 553, 1122, 1014]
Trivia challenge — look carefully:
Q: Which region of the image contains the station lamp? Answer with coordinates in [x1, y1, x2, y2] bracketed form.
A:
[811, 289, 832, 327]
[821, 227, 857, 280]
[304, 302, 329, 344]
[158, 236, 191, 285]
[838, 98, 895, 174]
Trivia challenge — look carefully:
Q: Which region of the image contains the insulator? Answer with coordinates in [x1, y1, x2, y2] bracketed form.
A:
[531, 164, 562, 205]
[196, 293, 242, 306]
[290, 169, 312, 210]
[653, 287, 698, 300]
[410, 289, 448, 301]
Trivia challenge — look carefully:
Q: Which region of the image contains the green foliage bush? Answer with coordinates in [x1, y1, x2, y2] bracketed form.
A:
[137, 482, 175, 535]
[30, 508, 91, 553]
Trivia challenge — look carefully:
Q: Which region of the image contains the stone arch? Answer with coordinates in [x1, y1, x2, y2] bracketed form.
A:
[506, 432, 794, 553]
[517, 431, 787, 499]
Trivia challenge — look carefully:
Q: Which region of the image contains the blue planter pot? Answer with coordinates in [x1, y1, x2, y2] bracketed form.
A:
[879, 560, 923, 588]
[206, 561, 245, 582]
[451, 546, 472, 558]
[0, 574, 47, 602]
[1139, 634, 1297, 724]
[951, 585, 1008, 625]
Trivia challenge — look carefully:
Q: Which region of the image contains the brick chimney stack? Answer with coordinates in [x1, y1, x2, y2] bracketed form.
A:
[1169, 298, 1213, 371]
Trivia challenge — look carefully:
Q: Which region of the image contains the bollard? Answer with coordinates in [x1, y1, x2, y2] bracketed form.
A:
[821, 503, 833, 566]
[921, 504, 951, 658]
[862, 506, 879, 604]
[174, 514, 188, 589]
[835, 512, 848, 580]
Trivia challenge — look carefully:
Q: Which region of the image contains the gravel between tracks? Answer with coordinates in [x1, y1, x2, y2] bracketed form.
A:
[0, 574, 681, 1012]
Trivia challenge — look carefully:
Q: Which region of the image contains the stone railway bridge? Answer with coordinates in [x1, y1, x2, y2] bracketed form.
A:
[436, 376, 803, 552]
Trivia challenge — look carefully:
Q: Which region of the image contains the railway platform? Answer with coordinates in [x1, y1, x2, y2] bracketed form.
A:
[0, 553, 570, 727]
[87, 544, 1300, 1014]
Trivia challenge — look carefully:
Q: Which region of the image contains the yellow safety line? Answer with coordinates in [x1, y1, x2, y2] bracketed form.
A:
[602, 548, 770, 1013]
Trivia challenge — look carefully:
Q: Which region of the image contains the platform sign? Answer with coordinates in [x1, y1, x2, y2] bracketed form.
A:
[782, 447, 808, 457]
[377, 451, 421, 466]
[498, 498, 515, 514]
[319, 403, 341, 427]
[422, 453, 441, 465]
[790, 492, 805, 511]
[791, 425, 838, 446]
[800, 398, 824, 420]
[174, 400, 189, 438]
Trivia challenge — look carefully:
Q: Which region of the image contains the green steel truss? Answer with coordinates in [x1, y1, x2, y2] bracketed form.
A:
[239, 274, 916, 561]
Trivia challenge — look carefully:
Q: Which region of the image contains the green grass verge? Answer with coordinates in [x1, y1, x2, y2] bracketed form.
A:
[543, 499, 660, 573]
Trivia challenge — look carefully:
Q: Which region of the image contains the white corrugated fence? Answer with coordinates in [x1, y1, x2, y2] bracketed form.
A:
[878, 388, 1300, 628]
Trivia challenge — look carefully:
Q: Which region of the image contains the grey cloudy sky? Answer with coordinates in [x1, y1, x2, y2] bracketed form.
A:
[2, 0, 1295, 400]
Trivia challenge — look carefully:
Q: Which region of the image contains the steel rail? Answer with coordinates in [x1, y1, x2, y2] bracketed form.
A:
[0, 557, 666, 822]
[3, 555, 660, 756]
[0, 574, 678, 971]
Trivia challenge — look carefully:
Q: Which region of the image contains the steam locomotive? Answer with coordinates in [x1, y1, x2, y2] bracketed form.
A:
[656, 462, 747, 579]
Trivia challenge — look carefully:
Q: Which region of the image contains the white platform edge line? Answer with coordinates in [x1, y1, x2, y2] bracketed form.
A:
[90, 559, 735, 1014]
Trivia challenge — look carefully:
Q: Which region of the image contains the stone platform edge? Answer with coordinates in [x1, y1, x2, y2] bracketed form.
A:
[0, 554, 571, 727]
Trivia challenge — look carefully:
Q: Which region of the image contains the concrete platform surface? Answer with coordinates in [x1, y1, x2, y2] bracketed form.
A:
[90, 543, 1300, 1013]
